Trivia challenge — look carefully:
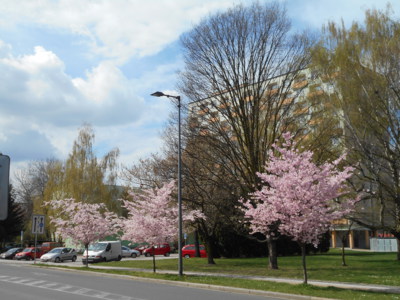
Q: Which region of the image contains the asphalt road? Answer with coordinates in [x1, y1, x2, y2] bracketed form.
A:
[0, 261, 284, 300]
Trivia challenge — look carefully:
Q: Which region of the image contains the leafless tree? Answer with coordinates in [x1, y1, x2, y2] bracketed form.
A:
[178, 1, 314, 268]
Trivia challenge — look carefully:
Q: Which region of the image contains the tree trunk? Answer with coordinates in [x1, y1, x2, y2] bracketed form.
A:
[205, 239, 216, 265]
[341, 243, 347, 266]
[267, 238, 278, 269]
[341, 235, 347, 266]
[194, 230, 201, 257]
[152, 246, 156, 272]
[300, 243, 308, 284]
[85, 244, 89, 268]
[397, 238, 400, 261]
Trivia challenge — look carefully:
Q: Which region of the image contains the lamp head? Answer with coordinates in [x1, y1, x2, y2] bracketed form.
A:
[151, 91, 165, 97]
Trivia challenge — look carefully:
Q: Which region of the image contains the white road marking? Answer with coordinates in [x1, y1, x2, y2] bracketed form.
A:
[0, 276, 145, 300]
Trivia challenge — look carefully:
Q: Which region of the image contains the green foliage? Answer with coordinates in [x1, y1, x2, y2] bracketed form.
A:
[0, 185, 25, 245]
[27, 124, 123, 241]
[310, 6, 400, 262]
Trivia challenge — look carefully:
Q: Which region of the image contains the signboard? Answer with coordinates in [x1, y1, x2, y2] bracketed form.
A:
[32, 214, 45, 234]
[0, 154, 10, 221]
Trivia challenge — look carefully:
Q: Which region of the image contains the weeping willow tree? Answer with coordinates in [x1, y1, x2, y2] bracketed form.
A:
[28, 124, 122, 241]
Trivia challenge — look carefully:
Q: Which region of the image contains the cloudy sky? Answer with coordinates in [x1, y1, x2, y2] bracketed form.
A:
[0, 0, 398, 180]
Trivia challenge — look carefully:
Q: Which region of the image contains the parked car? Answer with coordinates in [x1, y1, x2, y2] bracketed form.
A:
[133, 245, 147, 255]
[14, 247, 45, 260]
[0, 244, 18, 253]
[0, 247, 23, 259]
[82, 241, 122, 264]
[41, 241, 63, 254]
[143, 243, 171, 257]
[40, 247, 77, 263]
[182, 244, 207, 258]
[121, 246, 140, 258]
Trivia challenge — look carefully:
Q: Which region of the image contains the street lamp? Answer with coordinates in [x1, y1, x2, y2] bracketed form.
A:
[151, 91, 183, 276]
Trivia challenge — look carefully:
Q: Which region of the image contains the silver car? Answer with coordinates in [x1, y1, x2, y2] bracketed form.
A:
[121, 246, 140, 258]
[40, 247, 77, 263]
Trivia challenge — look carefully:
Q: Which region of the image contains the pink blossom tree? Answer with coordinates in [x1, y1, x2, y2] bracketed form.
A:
[121, 180, 203, 272]
[45, 198, 121, 267]
[241, 133, 357, 283]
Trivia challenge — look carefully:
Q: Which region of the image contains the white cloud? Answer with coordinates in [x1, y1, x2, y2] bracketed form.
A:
[0, 0, 235, 64]
[0, 41, 171, 171]
[1, 0, 397, 183]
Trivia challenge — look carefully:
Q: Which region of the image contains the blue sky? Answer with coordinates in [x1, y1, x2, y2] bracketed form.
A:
[0, 0, 398, 180]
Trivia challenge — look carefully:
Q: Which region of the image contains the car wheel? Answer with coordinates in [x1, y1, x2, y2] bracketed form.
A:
[72, 256, 77, 262]
[25, 257, 30, 261]
[145, 253, 151, 257]
[164, 252, 170, 257]
[117, 255, 122, 261]
[103, 257, 107, 262]
[184, 254, 190, 258]
[131, 253, 137, 258]
[55, 257, 61, 263]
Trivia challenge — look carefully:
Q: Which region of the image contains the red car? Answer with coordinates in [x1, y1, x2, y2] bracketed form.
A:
[14, 247, 45, 260]
[143, 244, 171, 257]
[182, 244, 207, 258]
[133, 245, 147, 255]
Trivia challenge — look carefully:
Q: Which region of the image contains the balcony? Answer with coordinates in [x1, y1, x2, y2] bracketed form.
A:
[264, 88, 278, 96]
[308, 90, 324, 98]
[292, 80, 308, 90]
[293, 107, 309, 115]
[199, 129, 209, 136]
[198, 108, 210, 116]
[282, 97, 294, 106]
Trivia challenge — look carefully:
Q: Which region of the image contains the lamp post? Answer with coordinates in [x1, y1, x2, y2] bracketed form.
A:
[151, 91, 183, 276]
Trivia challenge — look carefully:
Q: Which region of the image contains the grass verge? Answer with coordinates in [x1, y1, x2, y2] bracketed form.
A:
[36, 250, 400, 300]
[98, 249, 400, 286]
[37, 265, 400, 300]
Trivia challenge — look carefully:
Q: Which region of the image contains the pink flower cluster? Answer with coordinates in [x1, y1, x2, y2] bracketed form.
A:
[121, 180, 204, 245]
[241, 133, 358, 246]
[46, 198, 121, 247]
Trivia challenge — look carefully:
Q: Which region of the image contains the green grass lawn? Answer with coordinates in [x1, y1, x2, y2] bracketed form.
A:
[99, 249, 400, 286]
[38, 249, 400, 300]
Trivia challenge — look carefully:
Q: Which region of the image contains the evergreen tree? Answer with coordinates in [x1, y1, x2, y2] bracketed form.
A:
[0, 185, 25, 247]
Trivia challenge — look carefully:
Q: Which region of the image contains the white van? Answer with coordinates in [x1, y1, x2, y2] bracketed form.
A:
[82, 241, 122, 264]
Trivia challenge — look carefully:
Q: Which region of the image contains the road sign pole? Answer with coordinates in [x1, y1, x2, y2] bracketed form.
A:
[0, 154, 10, 221]
[34, 232, 37, 264]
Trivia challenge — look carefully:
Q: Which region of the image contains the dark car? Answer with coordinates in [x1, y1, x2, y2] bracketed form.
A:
[182, 244, 207, 258]
[0, 245, 18, 253]
[0, 247, 23, 259]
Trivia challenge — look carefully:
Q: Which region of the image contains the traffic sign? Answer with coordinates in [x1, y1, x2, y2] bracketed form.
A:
[0, 154, 10, 221]
[32, 214, 45, 234]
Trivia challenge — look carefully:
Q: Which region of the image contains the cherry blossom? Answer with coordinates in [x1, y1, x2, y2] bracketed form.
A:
[46, 198, 121, 266]
[241, 133, 358, 283]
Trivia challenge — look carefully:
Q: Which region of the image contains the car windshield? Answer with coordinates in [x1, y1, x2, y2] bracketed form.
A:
[22, 248, 32, 252]
[48, 248, 62, 254]
[6, 248, 19, 253]
[89, 243, 107, 251]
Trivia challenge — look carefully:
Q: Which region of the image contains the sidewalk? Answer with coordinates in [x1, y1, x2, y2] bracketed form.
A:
[88, 265, 400, 294]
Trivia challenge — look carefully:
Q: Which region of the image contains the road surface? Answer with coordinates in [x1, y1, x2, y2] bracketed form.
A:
[0, 262, 285, 300]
